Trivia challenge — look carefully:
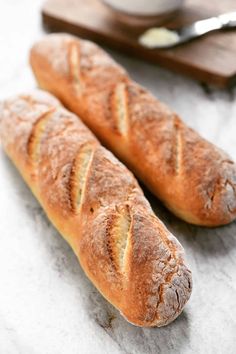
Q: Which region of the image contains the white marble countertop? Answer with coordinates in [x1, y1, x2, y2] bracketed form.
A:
[0, 1, 236, 353]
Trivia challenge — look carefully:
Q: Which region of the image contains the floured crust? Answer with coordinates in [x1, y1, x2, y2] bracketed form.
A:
[0, 91, 192, 327]
[30, 33, 236, 226]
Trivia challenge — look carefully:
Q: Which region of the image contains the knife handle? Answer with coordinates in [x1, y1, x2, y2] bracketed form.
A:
[219, 11, 236, 28]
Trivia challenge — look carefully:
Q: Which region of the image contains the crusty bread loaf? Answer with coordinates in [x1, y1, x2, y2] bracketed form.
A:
[0, 91, 192, 327]
[30, 34, 236, 227]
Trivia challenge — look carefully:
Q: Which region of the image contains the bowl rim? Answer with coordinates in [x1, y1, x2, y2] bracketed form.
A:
[101, 0, 184, 16]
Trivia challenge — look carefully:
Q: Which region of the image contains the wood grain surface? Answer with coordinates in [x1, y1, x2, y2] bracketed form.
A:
[42, 0, 236, 88]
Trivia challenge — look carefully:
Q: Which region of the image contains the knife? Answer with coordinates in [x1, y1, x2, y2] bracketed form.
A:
[139, 11, 236, 49]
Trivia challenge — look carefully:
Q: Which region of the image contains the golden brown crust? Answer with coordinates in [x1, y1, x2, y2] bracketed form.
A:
[0, 91, 192, 327]
[30, 34, 236, 226]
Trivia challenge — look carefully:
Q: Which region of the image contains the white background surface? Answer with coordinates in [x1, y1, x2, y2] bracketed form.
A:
[0, 1, 236, 353]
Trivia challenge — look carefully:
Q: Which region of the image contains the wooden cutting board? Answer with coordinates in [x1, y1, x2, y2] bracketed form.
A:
[42, 0, 236, 88]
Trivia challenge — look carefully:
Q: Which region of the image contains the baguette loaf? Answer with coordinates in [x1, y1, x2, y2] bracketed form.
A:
[30, 34, 236, 226]
[0, 91, 192, 327]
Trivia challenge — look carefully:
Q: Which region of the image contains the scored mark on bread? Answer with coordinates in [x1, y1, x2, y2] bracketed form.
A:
[225, 179, 236, 213]
[206, 177, 236, 211]
[172, 117, 182, 175]
[107, 206, 131, 273]
[205, 177, 223, 210]
[69, 43, 82, 95]
[112, 83, 129, 136]
[69, 144, 95, 212]
[27, 109, 55, 163]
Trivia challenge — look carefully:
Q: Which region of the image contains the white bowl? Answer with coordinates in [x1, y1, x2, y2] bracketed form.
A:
[102, 0, 184, 16]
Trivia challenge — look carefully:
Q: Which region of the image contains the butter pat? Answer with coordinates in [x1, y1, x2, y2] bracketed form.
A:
[139, 27, 179, 48]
